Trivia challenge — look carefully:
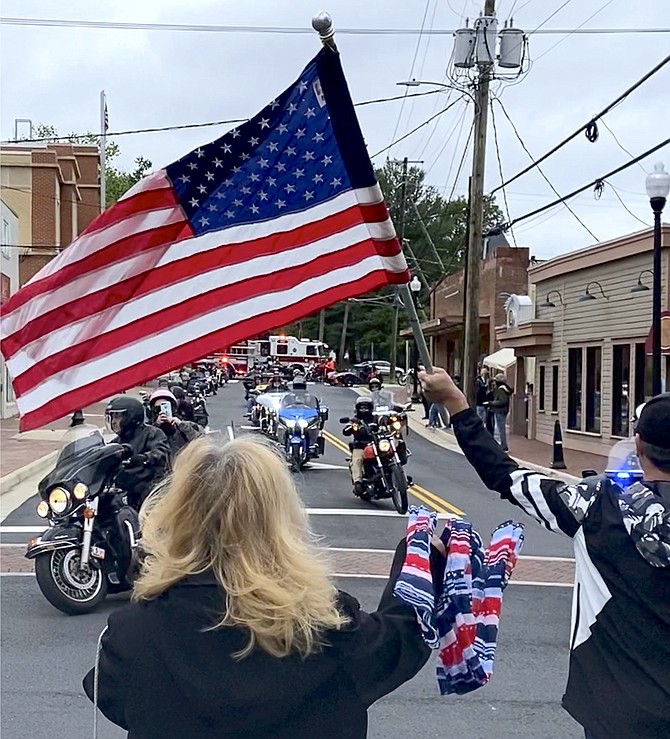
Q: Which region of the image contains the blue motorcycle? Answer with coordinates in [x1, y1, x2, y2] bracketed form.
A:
[277, 394, 328, 471]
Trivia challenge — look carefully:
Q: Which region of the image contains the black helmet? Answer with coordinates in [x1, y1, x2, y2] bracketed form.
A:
[368, 376, 382, 390]
[355, 398, 374, 419]
[105, 396, 145, 436]
[171, 385, 186, 400]
[292, 375, 307, 391]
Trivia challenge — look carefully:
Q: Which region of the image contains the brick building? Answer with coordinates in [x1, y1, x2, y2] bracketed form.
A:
[419, 245, 531, 376]
[0, 142, 100, 285]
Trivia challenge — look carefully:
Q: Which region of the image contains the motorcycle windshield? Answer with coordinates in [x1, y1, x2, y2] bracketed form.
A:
[280, 393, 318, 410]
[56, 427, 105, 466]
[605, 438, 642, 483]
[371, 389, 395, 411]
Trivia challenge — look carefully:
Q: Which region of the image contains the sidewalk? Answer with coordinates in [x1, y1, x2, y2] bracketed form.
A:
[376, 385, 607, 483]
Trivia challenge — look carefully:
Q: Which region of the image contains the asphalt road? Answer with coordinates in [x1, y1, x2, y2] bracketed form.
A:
[0, 381, 583, 738]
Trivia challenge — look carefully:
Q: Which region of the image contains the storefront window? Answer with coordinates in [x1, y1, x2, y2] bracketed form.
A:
[612, 345, 630, 437]
[568, 348, 582, 430]
[538, 365, 545, 412]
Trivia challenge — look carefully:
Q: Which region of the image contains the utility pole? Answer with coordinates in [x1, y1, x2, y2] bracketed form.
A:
[462, 0, 496, 406]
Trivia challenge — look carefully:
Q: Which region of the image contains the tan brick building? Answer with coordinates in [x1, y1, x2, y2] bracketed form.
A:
[0, 143, 100, 285]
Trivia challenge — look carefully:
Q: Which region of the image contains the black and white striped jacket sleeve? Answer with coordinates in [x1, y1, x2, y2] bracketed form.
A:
[451, 408, 600, 537]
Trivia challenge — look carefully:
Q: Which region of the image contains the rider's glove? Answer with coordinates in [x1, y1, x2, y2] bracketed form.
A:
[127, 453, 148, 466]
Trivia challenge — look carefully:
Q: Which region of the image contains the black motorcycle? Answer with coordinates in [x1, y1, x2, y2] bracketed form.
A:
[188, 383, 210, 428]
[340, 417, 410, 515]
[26, 429, 140, 615]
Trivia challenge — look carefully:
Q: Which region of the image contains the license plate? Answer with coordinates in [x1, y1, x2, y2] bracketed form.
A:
[90, 546, 106, 560]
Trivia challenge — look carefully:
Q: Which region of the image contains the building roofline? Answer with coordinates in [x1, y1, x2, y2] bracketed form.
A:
[529, 224, 669, 283]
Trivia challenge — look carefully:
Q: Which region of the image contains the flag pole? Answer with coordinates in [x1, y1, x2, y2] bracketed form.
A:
[99, 90, 107, 211]
[311, 12, 338, 52]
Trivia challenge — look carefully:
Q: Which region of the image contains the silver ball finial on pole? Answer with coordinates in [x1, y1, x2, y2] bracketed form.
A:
[312, 11, 337, 51]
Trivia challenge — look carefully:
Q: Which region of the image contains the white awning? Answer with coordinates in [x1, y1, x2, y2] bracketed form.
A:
[483, 347, 516, 371]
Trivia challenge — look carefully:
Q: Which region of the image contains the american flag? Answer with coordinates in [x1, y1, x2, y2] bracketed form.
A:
[0, 49, 408, 431]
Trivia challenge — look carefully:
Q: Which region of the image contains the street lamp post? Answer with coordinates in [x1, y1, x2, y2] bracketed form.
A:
[645, 162, 670, 396]
[409, 276, 422, 402]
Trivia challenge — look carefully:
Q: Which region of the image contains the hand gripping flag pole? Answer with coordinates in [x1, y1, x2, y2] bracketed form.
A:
[312, 12, 436, 375]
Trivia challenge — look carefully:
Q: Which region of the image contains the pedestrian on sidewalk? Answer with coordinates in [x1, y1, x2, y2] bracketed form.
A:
[475, 366, 492, 426]
[488, 373, 512, 452]
[419, 367, 670, 739]
[84, 436, 443, 739]
[427, 402, 442, 428]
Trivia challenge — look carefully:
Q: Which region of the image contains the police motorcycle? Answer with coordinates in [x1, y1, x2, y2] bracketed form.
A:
[26, 426, 140, 615]
[277, 392, 328, 471]
[582, 403, 645, 488]
[340, 412, 411, 516]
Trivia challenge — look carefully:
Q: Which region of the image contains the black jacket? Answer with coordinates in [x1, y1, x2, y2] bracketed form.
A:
[155, 420, 202, 459]
[83, 540, 432, 739]
[113, 424, 170, 506]
[489, 383, 512, 414]
[452, 408, 670, 739]
[343, 420, 374, 450]
[475, 376, 492, 406]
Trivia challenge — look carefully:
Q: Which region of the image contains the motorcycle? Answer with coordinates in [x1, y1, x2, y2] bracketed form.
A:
[277, 395, 328, 471]
[339, 417, 411, 515]
[26, 427, 140, 615]
[189, 383, 210, 428]
[325, 370, 358, 387]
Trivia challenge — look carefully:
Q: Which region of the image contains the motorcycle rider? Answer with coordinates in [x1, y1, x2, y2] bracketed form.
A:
[268, 373, 290, 393]
[369, 376, 404, 414]
[420, 367, 670, 739]
[343, 398, 375, 497]
[170, 385, 196, 422]
[149, 389, 203, 459]
[105, 396, 171, 509]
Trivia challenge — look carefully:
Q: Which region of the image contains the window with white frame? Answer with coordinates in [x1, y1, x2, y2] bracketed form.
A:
[1, 218, 10, 259]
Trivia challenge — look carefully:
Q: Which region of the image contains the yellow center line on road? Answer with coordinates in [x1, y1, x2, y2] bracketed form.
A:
[321, 430, 464, 517]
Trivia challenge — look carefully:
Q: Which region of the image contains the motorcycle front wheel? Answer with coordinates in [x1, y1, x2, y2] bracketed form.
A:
[390, 465, 409, 515]
[34, 549, 108, 615]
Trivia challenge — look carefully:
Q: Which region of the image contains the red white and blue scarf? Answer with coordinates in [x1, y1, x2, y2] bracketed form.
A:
[394, 506, 524, 695]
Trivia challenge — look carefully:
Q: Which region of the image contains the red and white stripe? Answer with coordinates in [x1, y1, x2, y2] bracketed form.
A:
[0, 171, 408, 430]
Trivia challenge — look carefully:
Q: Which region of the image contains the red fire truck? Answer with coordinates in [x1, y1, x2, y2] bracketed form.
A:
[215, 335, 329, 375]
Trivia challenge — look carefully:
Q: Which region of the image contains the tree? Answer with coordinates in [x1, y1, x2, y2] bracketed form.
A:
[34, 124, 152, 207]
[284, 163, 503, 365]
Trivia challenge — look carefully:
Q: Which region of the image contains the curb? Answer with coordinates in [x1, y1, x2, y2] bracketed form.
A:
[348, 387, 580, 485]
[0, 451, 58, 498]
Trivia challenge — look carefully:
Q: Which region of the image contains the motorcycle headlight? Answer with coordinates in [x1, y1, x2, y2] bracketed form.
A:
[282, 418, 296, 428]
[298, 419, 310, 429]
[36, 501, 50, 519]
[392, 420, 402, 431]
[73, 482, 88, 500]
[48, 487, 70, 514]
[378, 439, 392, 453]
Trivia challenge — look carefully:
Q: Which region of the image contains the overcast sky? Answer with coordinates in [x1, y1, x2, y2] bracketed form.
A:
[1, 0, 668, 260]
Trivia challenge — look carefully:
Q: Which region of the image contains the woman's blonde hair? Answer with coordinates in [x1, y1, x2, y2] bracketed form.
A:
[133, 436, 348, 658]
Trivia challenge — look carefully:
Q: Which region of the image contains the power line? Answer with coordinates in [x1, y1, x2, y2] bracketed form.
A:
[528, 0, 575, 35]
[599, 119, 648, 173]
[1, 17, 668, 35]
[493, 96, 599, 241]
[445, 120, 474, 203]
[489, 101, 517, 247]
[490, 50, 670, 194]
[605, 183, 650, 227]
[0, 90, 441, 145]
[371, 96, 467, 159]
[534, 0, 617, 61]
[388, 0, 433, 159]
[504, 136, 670, 230]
